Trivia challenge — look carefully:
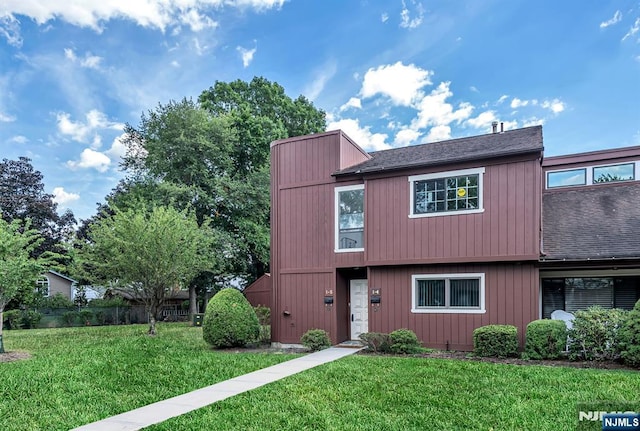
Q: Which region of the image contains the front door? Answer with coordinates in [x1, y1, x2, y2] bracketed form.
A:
[350, 279, 368, 340]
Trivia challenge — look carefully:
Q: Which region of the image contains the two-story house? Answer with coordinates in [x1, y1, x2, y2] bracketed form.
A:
[268, 125, 640, 350]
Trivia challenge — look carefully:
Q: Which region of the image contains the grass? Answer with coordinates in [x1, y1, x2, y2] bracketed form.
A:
[2, 325, 640, 431]
[0, 323, 297, 431]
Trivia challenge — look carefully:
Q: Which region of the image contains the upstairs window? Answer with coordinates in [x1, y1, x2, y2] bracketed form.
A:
[409, 167, 485, 218]
[335, 184, 364, 252]
[36, 276, 50, 297]
[547, 168, 586, 188]
[546, 162, 637, 188]
[411, 273, 485, 314]
[593, 163, 634, 184]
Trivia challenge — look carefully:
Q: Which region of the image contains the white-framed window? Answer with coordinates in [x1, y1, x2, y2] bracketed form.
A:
[546, 168, 586, 188]
[408, 167, 485, 218]
[411, 273, 486, 314]
[36, 276, 50, 297]
[335, 184, 364, 252]
[546, 161, 638, 189]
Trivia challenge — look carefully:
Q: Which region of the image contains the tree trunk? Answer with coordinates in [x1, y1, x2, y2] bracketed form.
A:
[0, 311, 5, 353]
[148, 315, 157, 336]
[188, 285, 198, 321]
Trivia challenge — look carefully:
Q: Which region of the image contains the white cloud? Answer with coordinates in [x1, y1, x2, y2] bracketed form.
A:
[394, 128, 421, 146]
[9, 135, 28, 144]
[410, 82, 474, 130]
[106, 133, 128, 160]
[193, 37, 208, 55]
[600, 10, 622, 29]
[510, 97, 529, 108]
[52, 187, 80, 205]
[541, 98, 565, 114]
[237, 43, 257, 67]
[360, 61, 433, 106]
[180, 9, 217, 31]
[0, 111, 16, 122]
[400, 0, 424, 29]
[496, 95, 509, 105]
[64, 48, 103, 69]
[66, 148, 111, 172]
[56, 109, 124, 144]
[381, 13, 389, 23]
[424, 125, 451, 142]
[465, 110, 498, 129]
[327, 118, 390, 151]
[622, 17, 640, 41]
[304, 60, 337, 101]
[522, 117, 544, 127]
[469, 86, 478, 93]
[1, 0, 286, 33]
[0, 13, 22, 47]
[339, 97, 362, 111]
[171, 60, 180, 67]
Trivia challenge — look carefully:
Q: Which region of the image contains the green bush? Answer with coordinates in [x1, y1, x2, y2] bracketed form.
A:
[79, 310, 93, 325]
[525, 319, 567, 360]
[473, 325, 519, 358]
[21, 310, 42, 329]
[359, 332, 391, 353]
[88, 297, 127, 308]
[568, 306, 627, 361]
[3, 310, 22, 329]
[61, 311, 79, 327]
[254, 306, 271, 345]
[203, 288, 260, 348]
[618, 300, 640, 367]
[41, 293, 75, 309]
[300, 329, 331, 351]
[388, 329, 423, 354]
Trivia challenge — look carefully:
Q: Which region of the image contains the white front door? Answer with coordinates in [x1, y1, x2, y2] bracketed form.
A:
[350, 279, 368, 340]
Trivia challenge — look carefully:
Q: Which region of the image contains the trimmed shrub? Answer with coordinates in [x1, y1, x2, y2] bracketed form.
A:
[525, 319, 567, 360]
[21, 310, 42, 329]
[473, 325, 519, 358]
[79, 310, 93, 325]
[203, 288, 260, 348]
[300, 329, 331, 351]
[61, 311, 79, 327]
[359, 332, 391, 353]
[619, 300, 640, 368]
[41, 293, 75, 309]
[3, 310, 22, 329]
[568, 306, 627, 361]
[389, 329, 423, 354]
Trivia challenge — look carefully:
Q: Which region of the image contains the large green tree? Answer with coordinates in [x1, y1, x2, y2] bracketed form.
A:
[77, 204, 217, 335]
[0, 219, 49, 353]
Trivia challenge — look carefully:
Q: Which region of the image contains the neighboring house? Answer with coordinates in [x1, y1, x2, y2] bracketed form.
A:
[37, 270, 77, 300]
[243, 273, 271, 309]
[269, 126, 640, 350]
[104, 288, 190, 321]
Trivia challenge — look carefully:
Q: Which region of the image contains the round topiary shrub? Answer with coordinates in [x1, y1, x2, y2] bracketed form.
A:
[525, 319, 567, 360]
[567, 306, 627, 361]
[203, 288, 260, 349]
[473, 324, 519, 358]
[619, 300, 640, 368]
[300, 329, 331, 351]
[389, 328, 422, 354]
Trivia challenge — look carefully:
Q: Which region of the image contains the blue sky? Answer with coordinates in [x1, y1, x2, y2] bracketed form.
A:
[1, 0, 639, 220]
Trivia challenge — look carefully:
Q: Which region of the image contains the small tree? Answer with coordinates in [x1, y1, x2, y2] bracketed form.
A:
[0, 218, 49, 353]
[78, 204, 215, 335]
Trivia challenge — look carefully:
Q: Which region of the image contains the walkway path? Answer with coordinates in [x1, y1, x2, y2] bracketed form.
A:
[71, 346, 362, 431]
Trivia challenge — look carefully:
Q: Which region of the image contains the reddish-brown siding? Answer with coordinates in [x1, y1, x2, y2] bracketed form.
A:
[364, 156, 541, 265]
[368, 263, 539, 350]
[243, 274, 271, 309]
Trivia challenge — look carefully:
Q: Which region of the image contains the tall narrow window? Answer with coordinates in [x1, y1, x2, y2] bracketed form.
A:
[335, 184, 364, 252]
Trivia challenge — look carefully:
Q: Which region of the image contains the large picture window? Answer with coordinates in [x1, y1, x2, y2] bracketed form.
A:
[409, 168, 484, 218]
[335, 184, 364, 252]
[411, 273, 485, 314]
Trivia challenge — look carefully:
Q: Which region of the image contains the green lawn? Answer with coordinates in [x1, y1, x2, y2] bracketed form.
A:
[2, 325, 640, 431]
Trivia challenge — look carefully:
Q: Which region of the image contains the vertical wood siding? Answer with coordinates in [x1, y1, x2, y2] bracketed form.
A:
[368, 263, 539, 350]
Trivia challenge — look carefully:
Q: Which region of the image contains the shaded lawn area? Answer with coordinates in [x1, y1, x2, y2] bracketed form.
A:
[0, 324, 297, 431]
[144, 355, 640, 431]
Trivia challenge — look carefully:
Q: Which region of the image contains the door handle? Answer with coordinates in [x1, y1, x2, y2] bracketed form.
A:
[351, 314, 354, 322]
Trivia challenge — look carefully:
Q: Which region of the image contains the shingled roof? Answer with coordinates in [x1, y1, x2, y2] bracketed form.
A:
[335, 125, 543, 176]
[542, 184, 640, 260]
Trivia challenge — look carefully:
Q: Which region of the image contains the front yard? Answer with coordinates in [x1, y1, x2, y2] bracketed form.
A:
[1, 324, 639, 430]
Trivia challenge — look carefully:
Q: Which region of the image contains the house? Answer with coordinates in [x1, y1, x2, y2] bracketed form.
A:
[269, 126, 640, 350]
[103, 288, 190, 322]
[243, 273, 271, 309]
[37, 270, 77, 300]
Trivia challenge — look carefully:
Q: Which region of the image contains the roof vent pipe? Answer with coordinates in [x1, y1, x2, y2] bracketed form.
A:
[491, 121, 498, 133]
[500, 122, 504, 133]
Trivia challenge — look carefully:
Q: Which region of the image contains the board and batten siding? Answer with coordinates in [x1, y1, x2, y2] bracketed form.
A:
[364, 156, 542, 265]
[368, 263, 539, 350]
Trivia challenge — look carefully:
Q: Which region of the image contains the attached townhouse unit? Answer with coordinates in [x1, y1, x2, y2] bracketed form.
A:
[269, 125, 640, 350]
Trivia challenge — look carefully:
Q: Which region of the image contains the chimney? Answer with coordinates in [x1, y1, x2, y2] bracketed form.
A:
[500, 122, 504, 133]
[491, 121, 498, 133]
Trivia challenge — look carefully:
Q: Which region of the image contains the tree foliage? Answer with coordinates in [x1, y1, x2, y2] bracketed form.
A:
[0, 219, 50, 352]
[77, 204, 216, 335]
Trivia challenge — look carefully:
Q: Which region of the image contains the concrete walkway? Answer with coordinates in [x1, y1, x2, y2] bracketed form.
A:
[71, 347, 362, 431]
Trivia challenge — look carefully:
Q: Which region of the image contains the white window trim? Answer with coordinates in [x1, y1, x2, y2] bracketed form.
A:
[408, 167, 485, 218]
[37, 276, 51, 297]
[546, 161, 639, 189]
[411, 273, 486, 314]
[335, 184, 365, 253]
